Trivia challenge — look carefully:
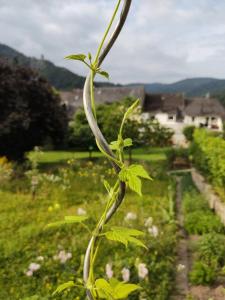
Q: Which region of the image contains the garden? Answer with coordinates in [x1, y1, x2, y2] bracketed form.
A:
[1, 1, 225, 299]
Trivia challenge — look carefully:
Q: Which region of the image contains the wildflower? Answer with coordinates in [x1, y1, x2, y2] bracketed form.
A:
[26, 270, 33, 277]
[37, 256, 44, 261]
[125, 212, 137, 221]
[177, 264, 186, 272]
[54, 250, 72, 264]
[25, 262, 41, 277]
[138, 263, 148, 279]
[29, 263, 41, 272]
[77, 208, 87, 216]
[121, 267, 130, 282]
[148, 225, 159, 238]
[106, 263, 113, 279]
[144, 217, 153, 227]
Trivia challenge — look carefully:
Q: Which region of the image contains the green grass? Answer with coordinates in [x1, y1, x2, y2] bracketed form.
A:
[31, 147, 170, 165]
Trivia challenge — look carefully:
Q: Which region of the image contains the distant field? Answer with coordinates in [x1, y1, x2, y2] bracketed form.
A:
[32, 147, 171, 165]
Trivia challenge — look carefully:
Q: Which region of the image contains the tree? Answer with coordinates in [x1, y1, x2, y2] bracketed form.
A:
[68, 98, 141, 150]
[0, 60, 68, 160]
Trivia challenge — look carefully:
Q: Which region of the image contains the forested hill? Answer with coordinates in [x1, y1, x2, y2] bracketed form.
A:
[142, 78, 225, 97]
[0, 43, 115, 90]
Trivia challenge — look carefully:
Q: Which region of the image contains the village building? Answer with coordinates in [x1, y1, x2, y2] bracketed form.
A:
[60, 86, 225, 145]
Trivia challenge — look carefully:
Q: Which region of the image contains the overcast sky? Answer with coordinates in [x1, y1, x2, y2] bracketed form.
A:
[0, 0, 225, 84]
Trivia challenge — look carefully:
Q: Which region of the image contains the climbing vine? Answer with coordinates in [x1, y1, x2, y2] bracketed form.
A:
[47, 1, 152, 299]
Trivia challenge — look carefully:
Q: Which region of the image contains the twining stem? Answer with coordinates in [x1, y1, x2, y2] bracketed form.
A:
[94, 0, 122, 65]
[82, 1, 132, 299]
[89, 0, 122, 120]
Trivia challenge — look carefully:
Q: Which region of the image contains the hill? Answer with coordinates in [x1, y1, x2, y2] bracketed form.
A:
[143, 78, 225, 97]
[0, 43, 115, 90]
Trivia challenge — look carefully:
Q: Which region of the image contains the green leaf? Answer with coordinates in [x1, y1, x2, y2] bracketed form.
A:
[95, 278, 141, 299]
[46, 215, 88, 229]
[105, 230, 128, 247]
[114, 282, 141, 299]
[97, 70, 110, 79]
[124, 99, 140, 120]
[128, 165, 151, 180]
[103, 227, 146, 249]
[119, 164, 151, 196]
[110, 138, 133, 151]
[65, 54, 86, 62]
[52, 281, 75, 295]
[123, 138, 133, 148]
[95, 279, 114, 299]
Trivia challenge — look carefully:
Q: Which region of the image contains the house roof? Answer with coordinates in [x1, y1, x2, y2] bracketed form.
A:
[185, 97, 225, 119]
[60, 86, 145, 117]
[143, 93, 184, 114]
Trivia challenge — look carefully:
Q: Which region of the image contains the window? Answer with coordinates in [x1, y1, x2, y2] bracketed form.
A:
[168, 115, 174, 121]
[192, 117, 195, 122]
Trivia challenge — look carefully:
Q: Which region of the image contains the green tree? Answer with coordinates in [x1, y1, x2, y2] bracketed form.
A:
[0, 60, 68, 160]
[69, 97, 141, 150]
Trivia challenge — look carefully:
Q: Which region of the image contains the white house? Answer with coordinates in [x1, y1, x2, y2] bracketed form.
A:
[60, 86, 225, 146]
[142, 93, 225, 145]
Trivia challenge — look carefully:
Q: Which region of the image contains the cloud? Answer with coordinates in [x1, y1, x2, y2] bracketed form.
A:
[0, 0, 225, 83]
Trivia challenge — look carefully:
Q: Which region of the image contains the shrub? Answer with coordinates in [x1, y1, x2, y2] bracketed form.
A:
[184, 211, 224, 235]
[191, 129, 225, 188]
[0, 60, 68, 160]
[183, 126, 195, 142]
[189, 261, 217, 285]
[197, 234, 225, 266]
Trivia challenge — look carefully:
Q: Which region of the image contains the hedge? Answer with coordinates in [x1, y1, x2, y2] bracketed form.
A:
[191, 129, 225, 188]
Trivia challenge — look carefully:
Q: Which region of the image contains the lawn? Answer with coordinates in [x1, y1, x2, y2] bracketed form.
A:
[31, 147, 170, 165]
[0, 155, 177, 300]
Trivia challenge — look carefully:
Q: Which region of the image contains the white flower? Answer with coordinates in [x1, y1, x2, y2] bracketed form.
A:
[37, 256, 44, 261]
[121, 267, 130, 282]
[144, 217, 153, 227]
[26, 270, 33, 277]
[29, 263, 41, 272]
[138, 263, 148, 279]
[125, 212, 137, 221]
[54, 250, 72, 264]
[106, 263, 114, 279]
[148, 225, 159, 238]
[77, 208, 87, 216]
[177, 264, 186, 272]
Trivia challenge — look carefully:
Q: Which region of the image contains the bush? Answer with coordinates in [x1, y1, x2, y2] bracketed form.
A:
[189, 261, 217, 285]
[197, 234, 225, 267]
[191, 129, 225, 188]
[184, 211, 224, 235]
[183, 126, 195, 142]
[0, 60, 68, 160]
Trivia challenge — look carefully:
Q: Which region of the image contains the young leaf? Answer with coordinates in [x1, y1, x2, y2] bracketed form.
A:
[52, 281, 75, 295]
[119, 164, 151, 196]
[103, 227, 146, 249]
[114, 282, 141, 299]
[95, 278, 114, 299]
[124, 99, 140, 120]
[123, 138, 133, 148]
[65, 54, 86, 62]
[97, 70, 110, 79]
[95, 278, 141, 299]
[110, 138, 133, 151]
[46, 215, 88, 228]
[128, 164, 152, 180]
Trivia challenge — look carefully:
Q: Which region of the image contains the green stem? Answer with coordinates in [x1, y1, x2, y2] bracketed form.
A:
[94, 0, 122, 65]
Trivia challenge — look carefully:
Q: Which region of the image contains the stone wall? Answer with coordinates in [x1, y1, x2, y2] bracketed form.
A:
[191, 168, 225, 225]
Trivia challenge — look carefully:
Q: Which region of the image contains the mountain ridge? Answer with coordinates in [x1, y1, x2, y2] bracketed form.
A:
[0, 43, 116, 90]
